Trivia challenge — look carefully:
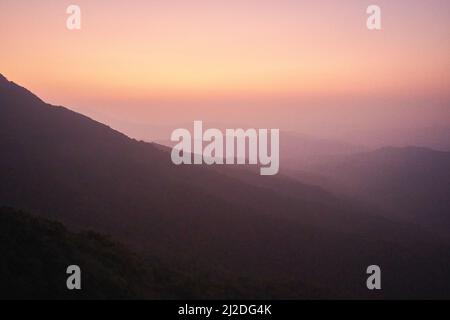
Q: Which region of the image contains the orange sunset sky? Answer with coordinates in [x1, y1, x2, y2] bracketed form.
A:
[1, 0, 449, 143]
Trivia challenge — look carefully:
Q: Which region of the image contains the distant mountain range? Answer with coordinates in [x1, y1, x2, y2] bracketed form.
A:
[290, 146, 450, 239]
[333, 126, 450, 152]
[1, 73, 450, 298]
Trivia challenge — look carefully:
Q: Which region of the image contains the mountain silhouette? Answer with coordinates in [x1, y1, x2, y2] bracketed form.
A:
[0, 206, 157, 299]
[1, 73, 450, 298]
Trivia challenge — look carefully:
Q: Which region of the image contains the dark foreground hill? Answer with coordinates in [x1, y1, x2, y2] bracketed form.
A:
[1, 74, 450, 298]
[0, 206, 156, 299]
[0, 206, 327, 299]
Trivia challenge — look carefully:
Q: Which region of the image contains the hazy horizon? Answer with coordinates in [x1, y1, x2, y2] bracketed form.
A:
[1, 0, 449, 148]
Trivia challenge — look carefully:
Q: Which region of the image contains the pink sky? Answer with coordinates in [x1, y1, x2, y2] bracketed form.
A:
[1, 0, 449, 143]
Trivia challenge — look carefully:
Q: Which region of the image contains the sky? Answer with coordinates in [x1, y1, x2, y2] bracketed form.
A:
[1, 0, 449, 144]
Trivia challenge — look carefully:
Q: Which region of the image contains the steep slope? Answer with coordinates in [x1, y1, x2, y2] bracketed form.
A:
[1, 74, 450, 298]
